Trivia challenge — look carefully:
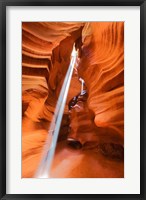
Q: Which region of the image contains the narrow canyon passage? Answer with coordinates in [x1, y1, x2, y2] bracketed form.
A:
[22, 22, 124, 178]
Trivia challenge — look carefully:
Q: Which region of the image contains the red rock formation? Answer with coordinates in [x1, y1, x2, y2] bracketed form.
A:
[22, 22, 124, 178]
[78, 22, 124, 142]
[50, 91, 124, 178]
[22, 22, 84, 177]
[22, 22, 84, 121]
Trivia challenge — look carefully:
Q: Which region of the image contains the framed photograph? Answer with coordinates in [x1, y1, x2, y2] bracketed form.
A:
[0, 0, 146, 199]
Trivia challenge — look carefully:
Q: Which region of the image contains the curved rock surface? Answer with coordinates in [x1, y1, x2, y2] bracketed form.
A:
[22, 22, 84, 121]
[22, 22, 124, 178]
[78, 22, 124, 141]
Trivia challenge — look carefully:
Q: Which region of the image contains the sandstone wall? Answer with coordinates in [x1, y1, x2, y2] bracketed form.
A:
[22, 22, 124, 178]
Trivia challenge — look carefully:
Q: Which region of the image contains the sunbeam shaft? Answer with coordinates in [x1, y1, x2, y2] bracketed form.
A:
[35, 45, 78, 178]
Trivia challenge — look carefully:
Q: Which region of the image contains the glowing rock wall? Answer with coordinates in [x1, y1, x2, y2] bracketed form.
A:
[22, 22, 124, 178]
[78, 22, 124, 143]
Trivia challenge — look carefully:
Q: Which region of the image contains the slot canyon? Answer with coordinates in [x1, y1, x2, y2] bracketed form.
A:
[22, 22, 124, 178]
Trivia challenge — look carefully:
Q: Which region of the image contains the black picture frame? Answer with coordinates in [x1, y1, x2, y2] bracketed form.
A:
[0, 0, 146, 199]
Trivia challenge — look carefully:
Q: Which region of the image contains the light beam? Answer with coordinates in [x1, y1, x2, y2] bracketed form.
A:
[35, 45, 78, 178]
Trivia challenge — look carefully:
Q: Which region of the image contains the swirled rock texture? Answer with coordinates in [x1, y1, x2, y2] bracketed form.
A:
[22, 22, 84, 121]
[78, 22, 124, 142]
[22, 22, 84, 177]
[22, 22, 124, 178]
